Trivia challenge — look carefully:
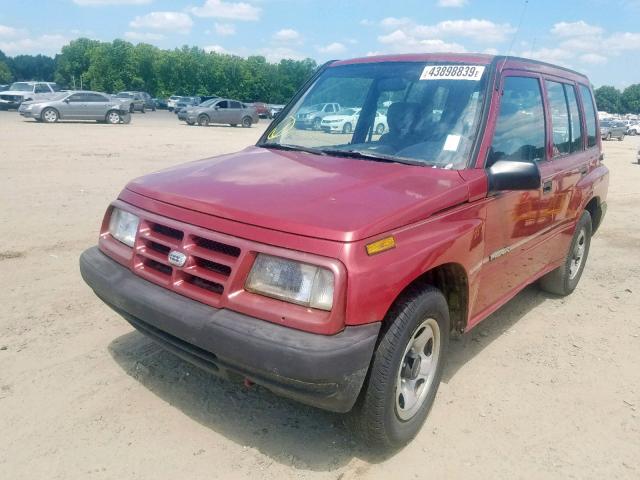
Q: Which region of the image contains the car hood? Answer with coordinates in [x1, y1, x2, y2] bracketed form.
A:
[124, 146, 470, 242]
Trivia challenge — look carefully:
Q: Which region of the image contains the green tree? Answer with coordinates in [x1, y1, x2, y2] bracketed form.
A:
[594, 86, 621, 114]
[621, 84, 640, 114]
[55, 38, 100, 88]
[0, 61, 11, 83]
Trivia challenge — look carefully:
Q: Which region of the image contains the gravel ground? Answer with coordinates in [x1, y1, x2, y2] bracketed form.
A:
[0, 110, 638, 479]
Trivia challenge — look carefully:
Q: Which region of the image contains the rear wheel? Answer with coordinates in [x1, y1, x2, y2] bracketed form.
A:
[539, 211, 592, 296]
[342, 122, 352, 134]
[606, 132, 612, 141]
[106, 110, 121, 124]
[198, 114, 210, 127]
[241, 116, 252, 128]
[41, 108, 59, 123]
[353, 286, 449, 449]
[619, 133, 625, 141]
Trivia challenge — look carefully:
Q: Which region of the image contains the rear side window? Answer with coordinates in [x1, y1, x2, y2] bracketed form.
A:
[230, 101, 242, 109]
[565, 85, 583, 152]
[579, 85, 597, 148]
[546, 81, 571, 156]
[34, 83, 50, 93]
[488, 76, 546, 165]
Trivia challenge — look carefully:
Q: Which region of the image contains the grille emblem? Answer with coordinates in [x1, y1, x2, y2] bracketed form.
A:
[168, 250, 187, 267]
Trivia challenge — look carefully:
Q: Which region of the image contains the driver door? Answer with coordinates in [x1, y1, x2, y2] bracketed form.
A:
[472, 73, 555, 320]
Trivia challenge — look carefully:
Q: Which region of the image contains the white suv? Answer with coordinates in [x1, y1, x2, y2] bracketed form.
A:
[0, 81, 60, 109]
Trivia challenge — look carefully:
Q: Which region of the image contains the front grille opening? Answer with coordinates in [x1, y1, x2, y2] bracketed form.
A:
[144, 258, 172, 276]
[196, 258, 232, 276]
[152, 223, 184, 241]
[194, 236, 240, 258]
[147, 240, 170, 255]
[185, 274, 224, 294]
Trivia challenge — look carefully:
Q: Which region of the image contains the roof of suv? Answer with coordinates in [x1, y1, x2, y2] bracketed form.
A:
[332, 53, 589, 84]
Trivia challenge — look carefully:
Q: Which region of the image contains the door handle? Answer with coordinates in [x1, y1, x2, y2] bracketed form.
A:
[542, 180, 553, 194]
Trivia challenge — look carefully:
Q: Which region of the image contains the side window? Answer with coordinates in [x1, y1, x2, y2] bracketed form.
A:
[488, 76, 546, 165]
[579, 85, 597, 148]
[565, 85, 583, 152]
[230, 101, 242, 109]
[86, 93, 108, 102]
[217, 100, 228, 109]
[35, 83, 50, 93]
[68, 93, 86, 102]
[50, 84, 61, 92]
[545, 81, 571, 156]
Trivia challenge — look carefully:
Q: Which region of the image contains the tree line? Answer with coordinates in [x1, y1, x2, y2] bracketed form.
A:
[594, 85, 640, 115]
[0, 38, 318, 104]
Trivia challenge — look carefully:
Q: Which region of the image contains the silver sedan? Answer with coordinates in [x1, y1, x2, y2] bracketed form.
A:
[184, 99, 259, 127]
[18, 91, 132, 124]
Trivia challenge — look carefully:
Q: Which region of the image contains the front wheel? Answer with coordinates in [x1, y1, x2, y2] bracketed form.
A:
[606, 132, 612, 141]
[241, 116, 252, 128]
[312, 117, 321, 130]
[106, 110, 122, 124]
[41, 107, 59, 123]
[342, 122, 352, 134]
[198, 114, 209, 127]
[619, 134, 625, 141]
[539, 211, 592, 296]
[353, 286, 449, 449]
[141, 105, 146, 114]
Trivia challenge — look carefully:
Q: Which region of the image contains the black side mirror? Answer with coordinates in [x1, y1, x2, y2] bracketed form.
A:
[64, 98, 70, 103]
[487, 160, 541, 193]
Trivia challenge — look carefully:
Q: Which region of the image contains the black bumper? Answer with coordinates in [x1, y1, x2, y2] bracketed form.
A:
[79, 247, 380, 412]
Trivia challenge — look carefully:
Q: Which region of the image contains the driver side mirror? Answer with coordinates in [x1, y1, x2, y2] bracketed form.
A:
[487, 160, 541, 193]
[64, 98, 70, 103]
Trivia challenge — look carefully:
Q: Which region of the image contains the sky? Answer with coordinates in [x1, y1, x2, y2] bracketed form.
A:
[0, 0, 639, 87]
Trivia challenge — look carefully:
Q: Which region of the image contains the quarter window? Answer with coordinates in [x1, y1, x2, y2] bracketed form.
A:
[579, 85, 597, 148]
[488, 76, 546, 165]
[546, 81, 571, 156]
[565, 85, 583, 152]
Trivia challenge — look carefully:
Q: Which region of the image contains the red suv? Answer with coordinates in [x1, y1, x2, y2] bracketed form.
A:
[80, 54, 608, 448]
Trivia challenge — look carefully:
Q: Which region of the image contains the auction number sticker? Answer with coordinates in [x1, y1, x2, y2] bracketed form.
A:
[420, 65, 485, 81]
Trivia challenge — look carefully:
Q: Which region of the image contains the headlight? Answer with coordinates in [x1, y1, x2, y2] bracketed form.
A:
[108, 208, 139, 247]
[246, 254, 334, 310]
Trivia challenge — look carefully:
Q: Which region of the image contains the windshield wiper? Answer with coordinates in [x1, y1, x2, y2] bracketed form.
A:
[320, 149, 427, 167]
[259, 143, 327, 156]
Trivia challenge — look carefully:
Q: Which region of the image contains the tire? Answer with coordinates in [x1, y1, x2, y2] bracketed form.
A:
[121, 112, 131, 124]
[152, 105, 156, 112]
[619, 134, 625, 141]
[376, 123, 385, 135]
[198, 114, 210, 127]
[41, 107, 59, 123]
[186, 120, 195, 126]
[606, 132, 611, 141]
[241, 116, 252, 128]
[353, 286, 450, 449]
[230, 124, 238, 127]
[106, 110, 121, 124]
[539, 210, 592, 296]
[312, 117, 322, 130]
[342, 122, 352, 134]
[141, 105, 146, 114]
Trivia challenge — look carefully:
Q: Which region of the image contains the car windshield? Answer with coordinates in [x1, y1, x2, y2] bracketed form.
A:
[260, 61, 489, 169]
[10, 82, 32, 91]
[116, 92, 132, 98]
[199, 99, 216, 107]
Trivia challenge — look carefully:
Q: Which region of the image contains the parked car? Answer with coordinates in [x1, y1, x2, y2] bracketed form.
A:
[600, 120, 626, 140]
[18, 90, 131, 124]
[167, 95, 183, 111]
[250, 102, 270, 118]
[268, 104, 285, 118]
[0, 81, 60, 109]
[626, 122, 640, 135]
[174, 97, 201, 115]
[80, 53, 608, 449]
[176, 98, 215, 121]
[153, 98, 168, 109]
[320, 108, 362, 133]
[115, 91, 145, 113]
[184, 98, 258, 127]
[137, 91, 156, 111]
[295, 102, 341, 130]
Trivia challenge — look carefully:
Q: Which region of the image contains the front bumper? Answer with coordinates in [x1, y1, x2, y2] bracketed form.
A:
[79, 247, 379, 412]
[18, 109, 37, 118]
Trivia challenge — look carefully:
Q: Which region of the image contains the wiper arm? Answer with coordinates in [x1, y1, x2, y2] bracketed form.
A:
[321, 149, 426, 167]
[259, 143, 327, 156]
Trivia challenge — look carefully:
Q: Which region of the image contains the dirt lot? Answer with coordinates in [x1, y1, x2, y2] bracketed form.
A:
[1, 110, 639, 479]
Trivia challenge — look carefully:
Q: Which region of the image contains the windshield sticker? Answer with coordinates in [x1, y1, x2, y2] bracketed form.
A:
[420, 65, 486, 81]
[443, 134, 462, 151]
[267, 115, 295, 140]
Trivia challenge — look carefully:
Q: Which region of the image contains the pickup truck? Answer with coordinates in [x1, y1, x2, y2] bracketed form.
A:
[80, 53, 609, 449]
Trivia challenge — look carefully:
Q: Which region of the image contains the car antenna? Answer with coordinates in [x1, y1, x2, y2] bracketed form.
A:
[498, 0, 529, 79]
